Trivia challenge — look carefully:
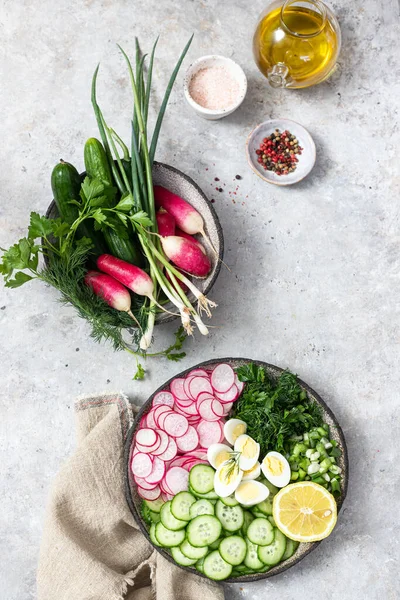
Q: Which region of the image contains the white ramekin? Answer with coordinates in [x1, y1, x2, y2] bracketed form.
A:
[184, 55, 247, 121]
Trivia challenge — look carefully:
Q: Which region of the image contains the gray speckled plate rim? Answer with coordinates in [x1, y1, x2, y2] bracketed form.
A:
[45, 161, 224, 325]
[124, 357, 349, 585]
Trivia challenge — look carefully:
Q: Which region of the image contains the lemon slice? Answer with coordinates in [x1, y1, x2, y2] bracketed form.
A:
[273, 482, 337, 542]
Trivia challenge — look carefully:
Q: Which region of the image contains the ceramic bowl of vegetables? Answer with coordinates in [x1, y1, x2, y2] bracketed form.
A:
[124, 358, 348, 583]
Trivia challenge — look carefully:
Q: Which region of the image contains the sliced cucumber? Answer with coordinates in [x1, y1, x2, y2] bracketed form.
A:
[260, 478, 279, 496]
[149, 511, 161, 524]
[189, 487, 219, 500]
[216, 500, 244, 532]
[203, 550, 233, 581]
[219, 535, 247, 566]
[255, 496, 273, 516]
[150, 522, 162, 547]
[196, 557, 205, 573]
[247, 518, 274, 546]
[171, 491, 196, 521]
[209, 537, 223, 550]
[141, 503, 152, 524]
[187, 515, 222, 547]
[281, 538, 299, 561]
[144, 497, 164, 513]
[241, 511, 254, 536]
[244, 538, 264, 570]
[251, 509, 267, 519]
[220, 494, 239, 507]
[171, 546, 197, 566]
[190, 499, 215, 519]
[258, 528, 287, 565]
[160, 501, 187, 531]
[189, 465, 215, 494]
[268, 515, 276, 527]
[154, 522, 186, 547]
[180, 539, 209, 560]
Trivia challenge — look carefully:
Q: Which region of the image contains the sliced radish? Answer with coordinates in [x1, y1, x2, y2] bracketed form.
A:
[234, 374, 245, 395]
[139, 415, 148, 428]
[222, 401, 234, 416]
[189, 376, 214, 399]
[153, 405, 172, 425]
[197, 420, 222, 448]
[136, 428, 158, 447]
[146, 456, 166, 484]
[131, 452, 153, 478]
[211, 399, 224, 417]
[165, 467, 189, 494]
[134, 476, 159, 490]
[136, 440, 160, 454]
[146, 409, 158, 429]
[157, 409, 175, 430]
[196, 393, 215, 412]
[157, 437, 178, 461]
[153, 391, 175, 408]
[215, 384, 239, 403]
[151, 429, 169, 456]
[163, 413, 189, 438]
[137, 484, 161, 500]
[176, 425, 199, 452]
[161, 491, 173, 502]
[175, 402, 199, 416]
[211, 363, 235, 393]
[174, 397, 194, 408]
[170, 378, 188, 401]
[199, 398, 220, 422]
[183, 376, 196, 399]
[187, 368, 210, 378]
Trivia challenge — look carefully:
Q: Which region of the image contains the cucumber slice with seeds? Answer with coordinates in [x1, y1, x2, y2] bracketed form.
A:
[258, 528, 287, 565]
[150, 522, 162, 547]
[220, 494, 239, 507]
[171, 491, 196, 521]
[203, 550, 232, 581]
[244, 538, 264, 570]
[180, 539, 209, 560]
[190, 499, 215, 519]
[209, 537, 223, 550]
[187, 515, 222, 547]
[216, 500, 244, 532]
[171, 546, 197, 566]
[144, 497, 164, 513]
[219, 536, 247, 566]
[149, 511, 161, 523]
[189, 465, 215, 494]
[160, 501, 187, 531]
[241, 511, 254, 536]
[255, 496, 273, 516]
[154, 522, 186, 547]
[247, 518, 274, 546]
[281, 538, 299, 561]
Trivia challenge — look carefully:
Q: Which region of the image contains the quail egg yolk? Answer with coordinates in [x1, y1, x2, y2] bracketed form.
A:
[232, 423, 246, 442]
[215, 451, 231, 467]
[264, 455, 284, 476]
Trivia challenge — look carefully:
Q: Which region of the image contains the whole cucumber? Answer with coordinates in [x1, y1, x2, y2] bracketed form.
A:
[84, 138, 143, 266]
[51, 160, 105, 257]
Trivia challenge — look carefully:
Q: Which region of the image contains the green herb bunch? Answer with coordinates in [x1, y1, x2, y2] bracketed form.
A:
[232, 363, 323, 456]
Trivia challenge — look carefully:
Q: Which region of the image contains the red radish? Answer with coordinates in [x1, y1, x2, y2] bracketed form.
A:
[176, 425, 199, 452]
[153, 391, 175, 408]
[165, 467, 189, 494]
[146, 410, 157, 430]
[187, 369, 209, 377]
[163, 413, 189, 438]
[176, 228, 206, 253]
[136, 428, 158, 447]
[85, 271, 140, 327]
[134, 476, 159, 490]
[131, 453, 153, 478]
[170, 378, 188, 401]
[160, 236, 211, 278]
[154, 186, 205, 237]
[97, 255, 155, 300]
[137, 485, 161, 501]
[215, 384, 239, 403]
[189, 376, 214, 399]
[156, 208, 176, 237]
[211, 363, 235, 393]
[146, 456, 166, 484]
[151, 430, 170, 456]
[157, 437, 178, 461]
[196, 420, 222, 448]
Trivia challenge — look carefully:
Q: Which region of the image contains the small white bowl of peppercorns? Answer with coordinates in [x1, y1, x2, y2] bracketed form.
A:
[246, 119, 316, 186]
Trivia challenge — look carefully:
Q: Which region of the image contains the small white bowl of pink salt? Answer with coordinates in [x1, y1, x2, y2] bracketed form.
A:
[184, 55, 247, 120]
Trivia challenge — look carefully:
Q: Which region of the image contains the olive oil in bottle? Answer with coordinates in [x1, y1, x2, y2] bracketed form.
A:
[253, 0, 340, 88]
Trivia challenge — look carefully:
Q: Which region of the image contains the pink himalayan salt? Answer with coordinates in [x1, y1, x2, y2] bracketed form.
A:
[189, 65, 240, 110]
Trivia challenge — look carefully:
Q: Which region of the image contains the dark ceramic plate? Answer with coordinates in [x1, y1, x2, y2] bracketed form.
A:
[46, 161, 224, 325]
[124, 358, 348, 584]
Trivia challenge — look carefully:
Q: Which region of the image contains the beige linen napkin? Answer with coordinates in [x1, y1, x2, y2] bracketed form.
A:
[37, 392, 225, 600]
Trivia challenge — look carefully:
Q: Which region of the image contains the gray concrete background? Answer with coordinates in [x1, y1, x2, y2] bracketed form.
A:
[1, 0, 399, 598]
